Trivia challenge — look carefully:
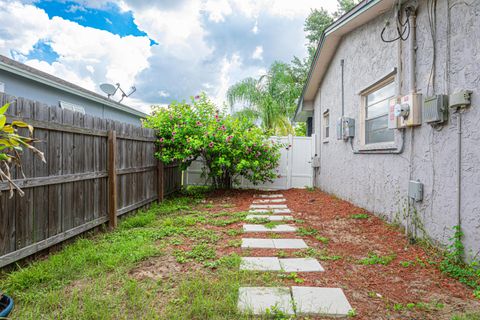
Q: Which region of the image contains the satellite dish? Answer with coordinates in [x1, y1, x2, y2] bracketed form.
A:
[100, 83, 118, 98]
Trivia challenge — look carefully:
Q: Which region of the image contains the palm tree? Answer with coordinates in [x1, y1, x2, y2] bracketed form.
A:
[227, 62, 302, 135]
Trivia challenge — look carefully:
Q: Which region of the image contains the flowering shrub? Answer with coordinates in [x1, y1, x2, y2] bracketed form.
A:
[144, 94, 282, 189]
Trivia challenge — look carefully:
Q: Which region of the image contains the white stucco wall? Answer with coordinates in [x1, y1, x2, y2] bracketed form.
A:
[313, 0, 480, 257]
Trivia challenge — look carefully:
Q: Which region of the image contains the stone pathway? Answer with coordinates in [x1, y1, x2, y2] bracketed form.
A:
[238, 192, 353, 317]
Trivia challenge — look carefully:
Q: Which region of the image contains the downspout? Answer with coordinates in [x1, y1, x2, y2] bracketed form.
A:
[406, 5, 417, 239]
[341, 59, 345, 117]
[447, 0, 462, 244]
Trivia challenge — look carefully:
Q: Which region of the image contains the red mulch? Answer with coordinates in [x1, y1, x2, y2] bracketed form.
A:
[204, 188, 480, 320]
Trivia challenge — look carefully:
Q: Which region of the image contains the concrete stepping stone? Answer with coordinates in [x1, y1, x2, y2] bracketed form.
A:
[243, 224, 297, 233]
[273, 239, 308, 249]
[249, 208, 292, 214]
[242, 238, 308, 249]
[246, 215, 293, 221]
[292, 287, 353, 316]
[241, 257, 324, 272]
[252, 198, 287, 204]
[250, 204, 288, 209]
[240, 257, 281, 271]
[279, 258, 324, 272]
[242, 238, 274, 248]
[238, 287, 294, 315]
[254, 194, 284, 198]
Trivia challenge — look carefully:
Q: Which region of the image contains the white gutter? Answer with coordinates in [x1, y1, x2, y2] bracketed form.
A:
[0, 60, 148, 118]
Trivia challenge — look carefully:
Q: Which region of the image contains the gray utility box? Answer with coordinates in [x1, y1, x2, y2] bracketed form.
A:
[423, 95, 448, 124]
[408, 180, 423, 202]
[336, 116, 355, 140]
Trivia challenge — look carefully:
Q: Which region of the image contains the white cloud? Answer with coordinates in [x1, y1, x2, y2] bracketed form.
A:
[251, 46, 263, 60]
[252, 20, 259, 34]
[0, 0, 338, 110]
[203, 0, 232, 22]
[158, 90, 170, 98]
[0, 1, 152, 105]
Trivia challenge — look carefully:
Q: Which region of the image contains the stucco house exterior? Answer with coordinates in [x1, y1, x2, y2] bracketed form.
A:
[294, 0, 479, 258]
[0, 55, 146, 125]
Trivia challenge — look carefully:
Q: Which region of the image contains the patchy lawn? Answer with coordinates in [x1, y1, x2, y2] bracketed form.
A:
[1, 187, 479, 319]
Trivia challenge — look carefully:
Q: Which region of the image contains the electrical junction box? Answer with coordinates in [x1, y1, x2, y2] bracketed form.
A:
[449, 90, 473, 109]
[408, 180, 423, 202]
[398, 93, 422, 127]
[311, 156, 321, 168]
[336, 116, 355, 140]
[388, 97, 400, 129]
[423, 95, 448, 124]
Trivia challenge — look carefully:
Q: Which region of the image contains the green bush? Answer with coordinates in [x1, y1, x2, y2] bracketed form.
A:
[144, 94, 282, 189]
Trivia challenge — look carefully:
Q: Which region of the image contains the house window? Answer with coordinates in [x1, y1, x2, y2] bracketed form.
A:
[323, 109, 329, 141]
[364, 81, 395, 144]
[60, 101, 85, 114]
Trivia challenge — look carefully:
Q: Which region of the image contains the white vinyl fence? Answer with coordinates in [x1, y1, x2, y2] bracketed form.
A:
[184, 134, 315, 190]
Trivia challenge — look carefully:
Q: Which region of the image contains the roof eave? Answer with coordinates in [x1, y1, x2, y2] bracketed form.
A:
[0, 59, 148, 118]
[294, 0, 394, 122]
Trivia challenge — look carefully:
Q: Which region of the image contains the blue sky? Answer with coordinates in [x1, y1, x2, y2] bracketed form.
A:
[0, 0, 337, 113]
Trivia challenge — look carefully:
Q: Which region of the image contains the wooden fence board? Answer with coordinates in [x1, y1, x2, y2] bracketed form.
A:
[0, 93, 181, 268]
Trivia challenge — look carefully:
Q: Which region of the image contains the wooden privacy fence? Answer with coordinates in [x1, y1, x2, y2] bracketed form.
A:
[0, 93, 182, 268]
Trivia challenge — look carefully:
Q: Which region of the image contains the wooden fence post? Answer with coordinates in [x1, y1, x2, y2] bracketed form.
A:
[108, 130, 117, 229]
[158, 160, 164, 203]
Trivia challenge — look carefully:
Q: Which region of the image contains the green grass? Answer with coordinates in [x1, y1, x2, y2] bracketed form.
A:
[0, 192, 298, 319]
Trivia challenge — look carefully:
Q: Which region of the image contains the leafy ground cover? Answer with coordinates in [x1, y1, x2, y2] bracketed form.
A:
[1, 187, 479, 319]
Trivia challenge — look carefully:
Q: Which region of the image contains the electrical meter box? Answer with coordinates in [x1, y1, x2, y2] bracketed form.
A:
[423, 95, 448, 124]
[398, 93, 422, 127]
[336, 116, 355, 140]
[388, 97, 399, 129]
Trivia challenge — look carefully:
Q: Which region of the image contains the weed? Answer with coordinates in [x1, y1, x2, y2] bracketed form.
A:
[263, 221, 282, 229]
[305, 186, 315, 192]
[439, 226, 480, 296]
[399, 260, 414, 267]
[265, 304, 294, 319]
[249, 217, 271, 224]
[278, 272, 304, 284]
[204, 254, 241, 269]
[296, 227, 318, 237]
[227, 240, 242, 248]
[452, 312, 480, 320]
[315, 236, 329, 244]
[294, 219, 305, 224]
[350, 213, 369, 220]
[226, 229, 243, 236]
[347, 308, 357, 317]
[276, 250, 288, 258]
[173, 244, 216, 263]
[295, 248, 341, 261]
[391, 301, 444, 312]
[358, 252, 396, 266]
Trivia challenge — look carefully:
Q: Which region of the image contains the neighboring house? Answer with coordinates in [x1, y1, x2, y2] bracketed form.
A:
[0, 55, 146, 125]
[295, 0, 479, 258]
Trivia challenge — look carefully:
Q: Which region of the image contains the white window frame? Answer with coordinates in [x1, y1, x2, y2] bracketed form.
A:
[359, 76, 396, 146]
[322, 109, 330, 142]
